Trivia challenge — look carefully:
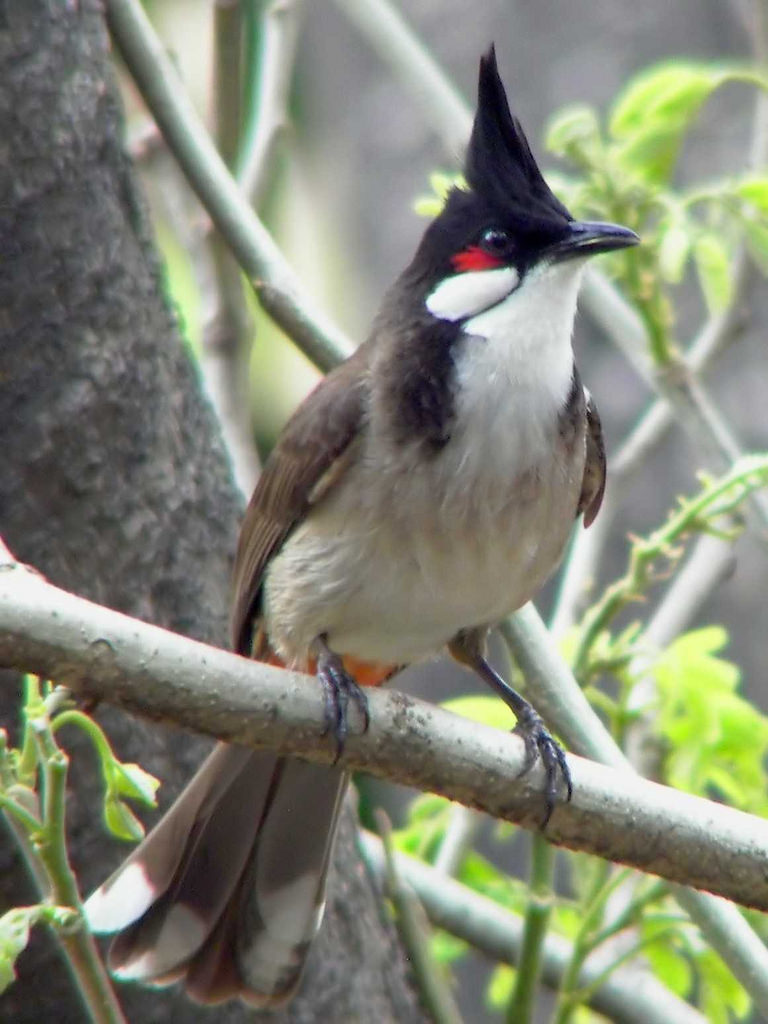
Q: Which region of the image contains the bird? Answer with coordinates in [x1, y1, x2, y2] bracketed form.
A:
[84, 45, 638, 1007]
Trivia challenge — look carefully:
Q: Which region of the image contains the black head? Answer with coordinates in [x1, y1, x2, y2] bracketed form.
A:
[397, 45, 637, 298]
[373, 47, 637, 452]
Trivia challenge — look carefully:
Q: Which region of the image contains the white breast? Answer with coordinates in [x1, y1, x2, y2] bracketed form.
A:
[263, 259, 588, 668]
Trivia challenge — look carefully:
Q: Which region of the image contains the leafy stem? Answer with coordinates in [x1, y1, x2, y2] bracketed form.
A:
[505, 835, 555, 1023]
[572, 455, 768, 678]
[0, 679, 125, 1023]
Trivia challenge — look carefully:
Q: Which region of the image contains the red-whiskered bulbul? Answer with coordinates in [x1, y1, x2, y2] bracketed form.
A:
[84, 46, 638, 1006]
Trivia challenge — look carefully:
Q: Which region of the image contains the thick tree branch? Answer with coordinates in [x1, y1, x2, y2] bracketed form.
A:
[3, 550, 768, 915]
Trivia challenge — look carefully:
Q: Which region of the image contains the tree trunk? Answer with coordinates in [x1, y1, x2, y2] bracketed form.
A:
[0, 3, 421, 1021]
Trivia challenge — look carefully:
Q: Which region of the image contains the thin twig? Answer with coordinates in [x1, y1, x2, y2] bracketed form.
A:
[332, 0, 471, 155]
[199, 0, 262, 498]
[359, 834, 706, 1024]
[581, 271, 768, 527]
[432, 805, 482, 876]
[623, 534, 738, 775]
[25, 683, 126, 1024]
[616, 0, 768, 777]
[611, 251, 752, 483]
[501, 603, 768, 1016]
[107, 0, 353, 372]
[506, 835, 555, 1024]
[238, 0, 305, 207]
[375, 810, 464, 1024]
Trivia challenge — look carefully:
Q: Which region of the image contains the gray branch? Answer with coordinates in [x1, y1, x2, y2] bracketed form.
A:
[107, 0, 353, 373]
[3, 549, 768, 918]
[238, 0, 306, 206]
[360, 834, 706, 1024]
[332, 0, 472, 154]
[502, 604, 768, 1017]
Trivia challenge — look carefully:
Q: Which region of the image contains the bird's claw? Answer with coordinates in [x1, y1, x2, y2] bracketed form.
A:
[318, 650, 370, 764]
[513, 705, 572, 829]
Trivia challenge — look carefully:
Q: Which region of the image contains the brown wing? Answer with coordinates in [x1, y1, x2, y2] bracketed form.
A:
[578, 388, 606, 528]
[230, 345, 370, 655]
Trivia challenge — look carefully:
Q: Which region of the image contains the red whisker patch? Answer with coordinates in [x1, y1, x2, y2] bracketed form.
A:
[451, 246, 504, 273]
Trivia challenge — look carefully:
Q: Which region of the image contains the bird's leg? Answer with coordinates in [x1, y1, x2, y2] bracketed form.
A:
[314, 634, 370, 763]
[448, 628, 572, 827]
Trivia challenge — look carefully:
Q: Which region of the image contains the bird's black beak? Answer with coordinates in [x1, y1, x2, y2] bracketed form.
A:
[547, 220, 640, 262]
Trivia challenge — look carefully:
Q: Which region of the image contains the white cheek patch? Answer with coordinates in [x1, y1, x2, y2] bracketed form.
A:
[426, 266, 520, 322]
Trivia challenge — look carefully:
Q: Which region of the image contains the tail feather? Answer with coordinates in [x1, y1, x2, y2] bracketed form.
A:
[236, 758, 348, 999]
[84, 744, 348, 1005]
[106, 745, 275, 981]
[85, 744, 255, 935]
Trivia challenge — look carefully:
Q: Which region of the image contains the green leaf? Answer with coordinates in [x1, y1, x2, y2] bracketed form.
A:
[546, 104, 601, 165]
[430, 929, 468, 966]
[653, 627, 768, 812]
[693, 234, 733, 313]
[109, 762, 159, 807]
[645, 938, 693, 996]
[743, 218, 768, 274]
[413, 172, 466, 218]
[611, 63, 725, 137]
[486, 964, 516, 1010]
[657, 217, 691, 283]
[735, 176, 768, 215]
[413, 196, 445, 218]
[392, 792, 452, 860]
[609, 62, 758, 183]
[0, 907, 40, 994]
[441, 694, 515, 730]
[459, 852, 528, 912]
[697, 948, 751, 1022]
[104, 796, 145, 842]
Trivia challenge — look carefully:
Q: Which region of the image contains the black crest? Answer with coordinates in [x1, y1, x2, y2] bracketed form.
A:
[465, 45, 571, 229]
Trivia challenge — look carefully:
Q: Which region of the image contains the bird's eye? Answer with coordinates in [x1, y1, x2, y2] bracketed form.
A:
[479, 228, 513, 255]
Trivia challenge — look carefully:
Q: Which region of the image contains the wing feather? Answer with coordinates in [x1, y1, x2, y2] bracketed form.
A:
[230, 348, 369, 655]
[579, 389, 606, 528]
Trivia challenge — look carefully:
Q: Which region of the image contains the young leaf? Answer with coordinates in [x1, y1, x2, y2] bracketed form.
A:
[0, 907, 39, 994]
[644, 936, 693, 997]
[609, 62, 756, 184]
[459, 852, 528, 912]
[430, 930, 468, 966]
[742, 218, 768, 274]
[697, 947, 751, 1023]
[486, 964, 516, 1011]
[441, 694, 515, 730]
[414, 172, 466, 217]
[653, 627, 768, 812]
[693, 234, 733, 313]
[658, 216, 692, 283]
[109, 761, 160, 807]
[611, 64, 721, 134]
[546, 104, 601, 166]
[735, 176, 768, 215]
[104, 796, 145, 842]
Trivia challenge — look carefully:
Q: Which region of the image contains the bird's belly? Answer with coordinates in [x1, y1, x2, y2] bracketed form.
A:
[262, 442, 583, 667]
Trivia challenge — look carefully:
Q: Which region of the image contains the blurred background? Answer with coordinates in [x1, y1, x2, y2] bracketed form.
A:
[118, 1, 768, 1018]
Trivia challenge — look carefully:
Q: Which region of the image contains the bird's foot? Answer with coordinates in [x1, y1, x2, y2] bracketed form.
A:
[513, 703, 572, 829]
[317, 639, 370, 763]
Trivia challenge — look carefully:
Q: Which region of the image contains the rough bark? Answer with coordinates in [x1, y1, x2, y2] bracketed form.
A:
[0, 3, 421, 1021]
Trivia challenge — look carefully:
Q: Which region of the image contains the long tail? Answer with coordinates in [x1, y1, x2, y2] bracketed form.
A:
[85, 743, 348, 1006]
